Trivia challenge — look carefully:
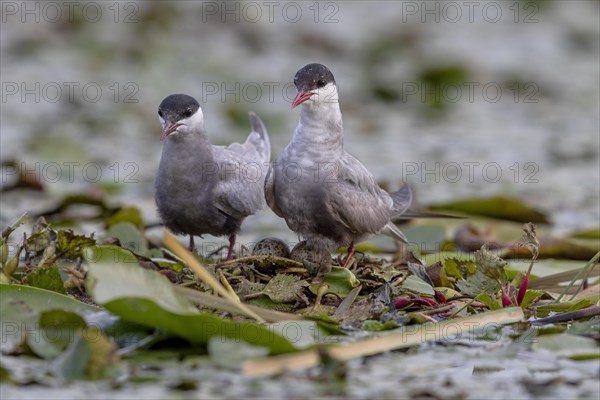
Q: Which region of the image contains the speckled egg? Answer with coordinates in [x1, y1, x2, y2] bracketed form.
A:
[251, 237, 291, 258]
[290, 241, 330, 264]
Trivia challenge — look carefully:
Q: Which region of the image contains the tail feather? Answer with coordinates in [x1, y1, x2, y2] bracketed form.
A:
[389, 183, 412, 217]
[245, 112, 271, 163]
[382, 222, 409, 244]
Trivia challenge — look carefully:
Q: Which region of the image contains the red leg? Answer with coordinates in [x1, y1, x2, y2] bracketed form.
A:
[188, 235, 195, 252]
[342, 241, 355, 268]
[226, 234, 236, 261]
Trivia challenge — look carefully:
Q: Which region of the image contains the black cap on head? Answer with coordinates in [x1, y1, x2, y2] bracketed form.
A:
[293, 63, 335, 93]
[158, 94, 200, 123]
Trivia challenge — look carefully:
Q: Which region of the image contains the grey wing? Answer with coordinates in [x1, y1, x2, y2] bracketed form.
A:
[326, 154, 394, 236]
[211, 150, 267, 219]
[264, 164, 284, 218]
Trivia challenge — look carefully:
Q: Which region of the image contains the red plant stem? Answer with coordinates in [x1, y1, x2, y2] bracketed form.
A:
[495, 277, 512, 307]
[517, 253, 538, 306]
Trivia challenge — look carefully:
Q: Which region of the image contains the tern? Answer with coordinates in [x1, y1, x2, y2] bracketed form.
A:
[155, 94, 270, 260]
[265, 63, 411, 270]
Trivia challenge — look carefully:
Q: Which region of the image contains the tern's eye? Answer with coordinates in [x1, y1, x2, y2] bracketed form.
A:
[183, 108, 193, 118]
[317, 79, 327, 88]
[158, 109, 163, 118]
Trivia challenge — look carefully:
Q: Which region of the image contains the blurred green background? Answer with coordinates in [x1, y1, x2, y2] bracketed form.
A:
[1, 0, 599, 247]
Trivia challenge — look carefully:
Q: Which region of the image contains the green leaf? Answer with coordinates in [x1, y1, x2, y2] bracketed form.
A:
[571, 227, 600, 239]
[0, 284, 97, 353]
[532, 333, 600, 359]
[318, 267, 360, 297]
[57, 230, 95, 258]
[361, 320, 400, 331]
[2, 247, 22, 278]
[105, 207, 144, 229]
[474, 244, 508, 281]
[519, 289, 545, 308]
[262, 274, 306, 303]
[84, 246, 297, 355]
[1, 211, 28, 240]
[268, 320, 329, 349]
[534, 299, 594, 318]
[27, 224, 55, 253]
[104, 222, 148, 255]
[456, 270, 500, 297]
[23, 266, 67, 295]
[402, 225, 447, 253]
[426, 262, 452, 288]
[429, 196, 549, 223]
[401, 275, 435, 296]
[85, 326, 120, 379]
[0, 240, 8, 265]
[26, 310, 86, 359]
[49, 328, 91, 379]
[567, 317, 600, 336]
[475, 293, 501, 310]
[49, 326, 119, 379]
[246, 295, 294, 312]
[445, 257, 477, 279]
[208, 337, 269, 368]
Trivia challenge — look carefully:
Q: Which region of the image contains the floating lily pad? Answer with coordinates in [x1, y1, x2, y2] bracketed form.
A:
[429, 196, 549, 223]
[208, 336, 270, 368]
[84, 246, 297, 355]
[106, 207, 144, 229]
[534, 299, 595, 318]
[268, 320, 330, 349]
[402, 225, 448, 253]
[571, 227, 600, 239]
[532, 333, 600, 359]
[0, 284, 97, 353]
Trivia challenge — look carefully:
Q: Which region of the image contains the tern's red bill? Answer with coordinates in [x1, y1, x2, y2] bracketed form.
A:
[291, 91, 314, 109]
[160, 122, 181, 141]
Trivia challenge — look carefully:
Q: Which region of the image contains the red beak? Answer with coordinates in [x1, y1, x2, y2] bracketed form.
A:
[160, 122, 181, 141]
[291, 91, 314, 109]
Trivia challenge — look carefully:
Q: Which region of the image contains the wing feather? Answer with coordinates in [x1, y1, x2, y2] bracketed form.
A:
[325, 154, 393, 236]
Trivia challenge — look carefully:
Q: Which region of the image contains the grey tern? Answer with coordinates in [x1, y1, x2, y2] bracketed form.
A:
[265, 63, 411, 269]
[155, 94, 271, 260]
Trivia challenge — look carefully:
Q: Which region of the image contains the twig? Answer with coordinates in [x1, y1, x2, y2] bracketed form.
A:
[421, 304, 455, 316]
[242, 307, 524, 377]
[448, 296, 479, 318]
[277, 267, 310, 275]
[218, 270, 239, 301]
[164, 230, 265, 323]
[217, 255, 305, 270]
[175, 285, 302, 322]
[532, 305, 600, 325]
